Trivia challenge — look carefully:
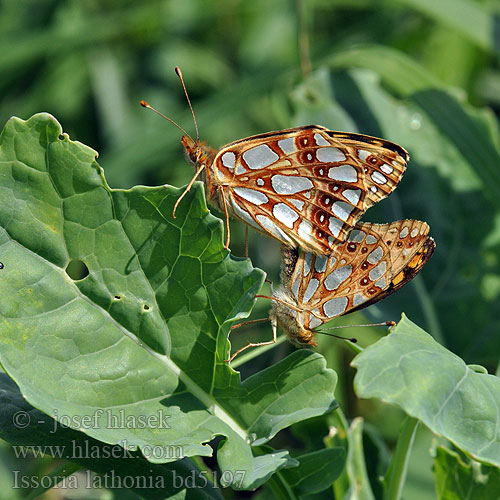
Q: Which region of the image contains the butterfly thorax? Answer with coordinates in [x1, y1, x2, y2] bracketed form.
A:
[271, 287, 318, 347]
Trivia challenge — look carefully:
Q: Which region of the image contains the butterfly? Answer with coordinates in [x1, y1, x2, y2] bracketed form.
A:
[226, 219, 435, 361]
[141, 68, 409, 254]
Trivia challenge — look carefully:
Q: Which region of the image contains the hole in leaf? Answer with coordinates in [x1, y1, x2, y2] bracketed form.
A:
[143, 304, 150, 311]
[65, 260, 89, 280]
[114, 295, 122, 300]
[0, 262, 3, 269]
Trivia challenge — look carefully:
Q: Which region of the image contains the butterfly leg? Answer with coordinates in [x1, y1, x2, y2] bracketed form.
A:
[172, 165, 206, 218]
[255, 294, 303, 314]
[225, 316, 278, 363]
[230, 318, 269, 331]
[229, 282, 273, 333]
[219, 186, 231, 249]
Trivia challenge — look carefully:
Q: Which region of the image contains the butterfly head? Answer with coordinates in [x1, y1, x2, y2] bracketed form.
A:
[271, 287, 318, 348]
[181, 135, 215, 170]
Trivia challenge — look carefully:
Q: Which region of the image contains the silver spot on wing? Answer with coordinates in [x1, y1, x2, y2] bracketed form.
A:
[325, 265, 353, 291]
[243, 144, 279, 169]
[323, 297, 348, 318]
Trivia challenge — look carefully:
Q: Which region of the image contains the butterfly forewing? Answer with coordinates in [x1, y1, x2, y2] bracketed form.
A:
[284, 220, 434, 330]
[210, 126, 408, 254]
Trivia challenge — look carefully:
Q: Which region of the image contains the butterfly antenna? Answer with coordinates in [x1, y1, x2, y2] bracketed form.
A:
[315, 320, 395, 342]
[175, 66, 199, 142]
[315, 331, 358, 343]
[139, 100, 194, 142]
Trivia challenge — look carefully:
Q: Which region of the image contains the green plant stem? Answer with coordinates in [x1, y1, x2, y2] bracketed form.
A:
[382, 416, 420, 500]
[331, 408, 350, 500]
[266, 471, 300, 500]
[25, 462, 81, 500]
[296, 0, 312, 77]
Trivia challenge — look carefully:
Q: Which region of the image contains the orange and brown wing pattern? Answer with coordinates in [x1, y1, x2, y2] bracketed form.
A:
[284, 220, 434, 329]
[210, 125, 408, 254]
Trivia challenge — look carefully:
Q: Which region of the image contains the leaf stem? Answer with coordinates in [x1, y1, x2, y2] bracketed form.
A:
[331, 408, 350, 500]
[382, 416, 420, 500]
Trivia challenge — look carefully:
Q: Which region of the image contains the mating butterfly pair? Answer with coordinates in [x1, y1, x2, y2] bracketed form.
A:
[142, 67, 435, 361]
[227, 220, 434, 362]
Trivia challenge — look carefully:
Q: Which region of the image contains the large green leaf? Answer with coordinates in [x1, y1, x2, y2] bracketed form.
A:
[0, 374, 222, 500]
[352, 315, 500, 468]
[0, 113, 338, 490]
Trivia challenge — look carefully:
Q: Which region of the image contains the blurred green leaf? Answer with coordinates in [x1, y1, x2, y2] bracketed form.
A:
[396, 0, 500, 56]
[289, 67, 356, 130]
[328, 46, 500, 207]
[401, 426, 438, 500]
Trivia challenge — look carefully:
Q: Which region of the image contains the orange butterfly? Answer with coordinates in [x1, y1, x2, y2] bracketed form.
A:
[141, 68, 408, 255]
[227, 219, 435, 361]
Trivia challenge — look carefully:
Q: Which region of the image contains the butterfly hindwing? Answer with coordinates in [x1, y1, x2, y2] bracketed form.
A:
[285, 220, 434, 330]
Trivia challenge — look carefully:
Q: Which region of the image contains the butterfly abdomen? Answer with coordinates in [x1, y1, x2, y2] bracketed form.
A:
[280, 245, 299, 287]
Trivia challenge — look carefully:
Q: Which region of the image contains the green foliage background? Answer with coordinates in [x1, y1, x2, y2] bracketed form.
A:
[1, 0, 500, 498]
